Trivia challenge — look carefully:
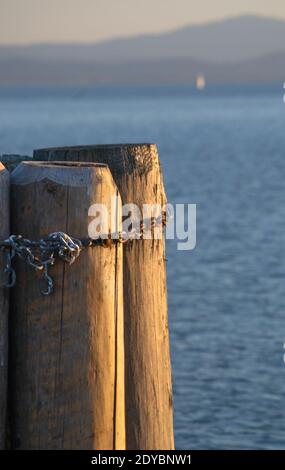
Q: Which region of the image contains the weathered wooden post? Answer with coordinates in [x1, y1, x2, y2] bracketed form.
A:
[9, 161, 125, 450]
[0, 163, 9, 449]
[34, 145, 174, 450]
[0, 155, 32, 172]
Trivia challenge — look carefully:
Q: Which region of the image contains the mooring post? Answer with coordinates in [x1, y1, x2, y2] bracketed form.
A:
[9, 161, 125, 450]
[34, 145, 175, 450]
[0, 163, 9, 449]
[0, 155, 32, 172]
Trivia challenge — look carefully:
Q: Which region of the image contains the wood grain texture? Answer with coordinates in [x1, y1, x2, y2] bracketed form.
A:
[10, 162, 125, 450]
[34, 145, 174, 450]
[0, 163, 9, 449]
[0, 155, 32, 173]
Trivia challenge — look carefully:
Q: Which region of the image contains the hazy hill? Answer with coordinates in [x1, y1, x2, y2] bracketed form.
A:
[0, 15, 284, 84]
[0, 52, 283, 85]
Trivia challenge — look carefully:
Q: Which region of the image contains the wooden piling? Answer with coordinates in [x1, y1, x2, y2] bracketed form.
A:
[34, 144, 175, 450]
[0, 163, 9, 449]
[10, 161, 125, 450]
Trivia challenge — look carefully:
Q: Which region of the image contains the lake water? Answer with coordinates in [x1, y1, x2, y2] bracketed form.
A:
[1, 83, 285, 449]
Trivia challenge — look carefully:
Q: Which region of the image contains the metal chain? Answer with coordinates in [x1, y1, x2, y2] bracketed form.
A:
[0, 211, 170, 296]
[0, 233, 83, 296]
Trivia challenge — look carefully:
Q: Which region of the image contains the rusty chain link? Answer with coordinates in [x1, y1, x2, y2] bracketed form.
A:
[0, 233, 83, 296]
[0, 212, 169, 296]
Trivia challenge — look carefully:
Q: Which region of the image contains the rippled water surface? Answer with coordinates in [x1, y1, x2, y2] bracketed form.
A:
[1, 83, 285, 449]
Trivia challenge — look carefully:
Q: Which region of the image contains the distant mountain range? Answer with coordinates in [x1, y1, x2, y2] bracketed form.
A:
[0, 15, 284, 85]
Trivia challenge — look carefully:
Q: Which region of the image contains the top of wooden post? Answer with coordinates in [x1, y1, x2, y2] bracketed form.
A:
[34, 143, 158, 175]
[34, 143, 167, 206]
[11, 161, 109, 187]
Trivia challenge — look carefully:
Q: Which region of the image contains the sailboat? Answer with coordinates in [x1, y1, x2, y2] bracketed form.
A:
[196, 74, 206, 90]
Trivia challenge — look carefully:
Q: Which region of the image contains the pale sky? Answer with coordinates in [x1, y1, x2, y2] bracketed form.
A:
[1, 0, 285, 45]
